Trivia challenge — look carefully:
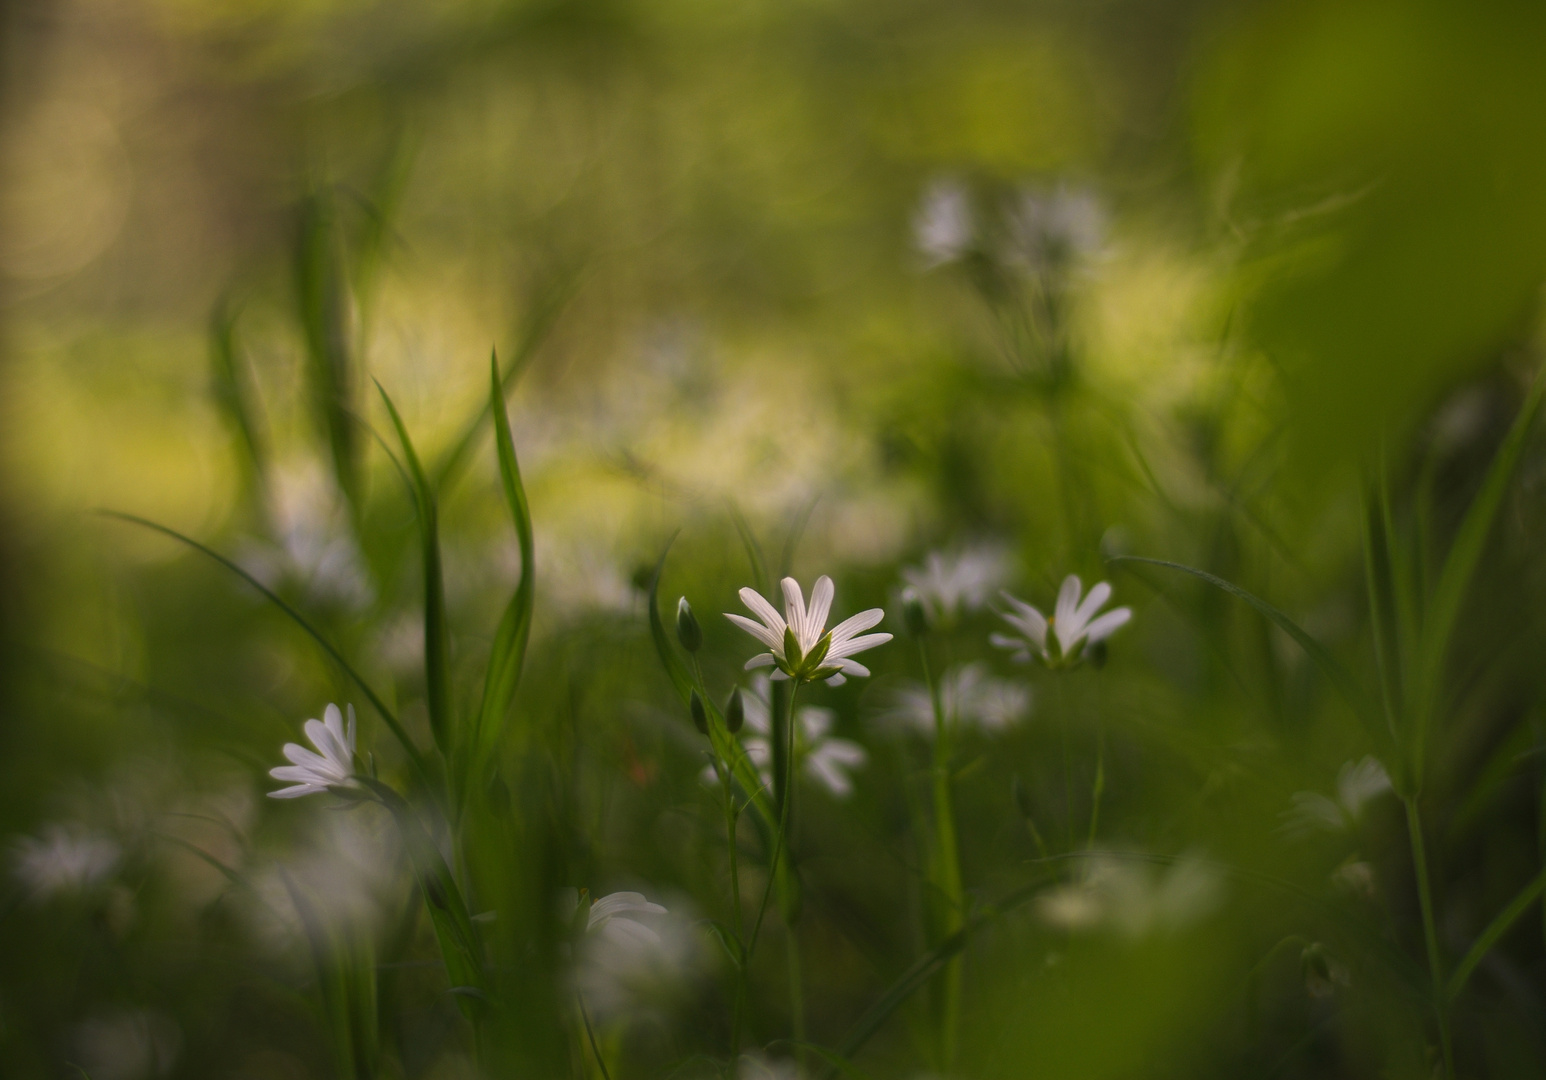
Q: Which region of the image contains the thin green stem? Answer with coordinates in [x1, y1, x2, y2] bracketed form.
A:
[746, 683, 800, 992]
[1403, 795, 1454, 1080]
[920, 641, 963, 1071]
[578, 995, 612, 1080]
[1086, 719, 1105, 851]
[1055, 677, 1075, 857]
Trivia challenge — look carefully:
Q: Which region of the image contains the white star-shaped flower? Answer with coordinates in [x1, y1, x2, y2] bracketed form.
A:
[900, 545, 1012, 626]
[1282, 757, 1392, 837]
[879, 662, 1031, 738]
[726, 576, 891, 686]
[586, 890, 669, 948]
[268, 704, 359, 799]
[992, 576, 1130, 669]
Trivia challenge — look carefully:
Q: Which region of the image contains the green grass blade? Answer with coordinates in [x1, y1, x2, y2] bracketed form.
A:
[430, 274, 577, 494]
[1412, 367, 1546, 773]
[1110, 555, 1377, 731]
[471, 353, 536, 771]
[728, 502, 771, 597]
[1446, 863, 1546, 1002]
[376, 382, 454, 763]
[208, 296, 267, 495]
[295, 187, 359, 505]
[645, 539, 695, 704]
[98, 511, 430, 786]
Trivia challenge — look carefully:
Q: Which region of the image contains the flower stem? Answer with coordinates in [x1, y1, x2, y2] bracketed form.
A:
[578, 994, 612, 1080]
[1086, 718, 1105, 851]
[1403, 794, 1454, 1080]
[920, 641, 964, 1072]
[1055, 677, 1075, 857]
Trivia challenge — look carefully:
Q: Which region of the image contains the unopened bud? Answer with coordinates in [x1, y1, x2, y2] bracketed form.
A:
[676, 597, 703, 653]
[690, 690, 709, 735]
[1302, 942, 1335, 998]
[725, 688, 745, 733]
[901, 587, 930, 637]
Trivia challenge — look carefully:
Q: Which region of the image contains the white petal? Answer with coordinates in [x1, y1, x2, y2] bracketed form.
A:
[826, 632, 892, 660]
[270, 764, 324, 783]
[1072, 582, 1113, 632]
[743, 652, 779, 670]
[989, 632, 1026, 651]
[834, 658, 870, 678]
[805, 753, 855, 797]
[1055, 575, 1082, 633]
[998, 592, 1048, 648]
[1082, 607, 1131, 645]
[799, 707, 835, 740]
[816, 739, 867, 767]
[738, 588, 787, 635]
[589, 891, 667, 925]
[824, 673, 847, 686]
[807, 576, 835, 638]
[781, 578, 810, 648]
[827, 608, 885, 643]
[282, 742, 324, 767]
[267, 784, 320, 799]
[729, 613, 785, 652]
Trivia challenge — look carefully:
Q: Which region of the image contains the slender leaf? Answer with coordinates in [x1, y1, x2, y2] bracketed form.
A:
[376, 382, 454, 762]
[295, 186, 359, 504]
[1412, 367, 1546, 773]
[1109, 555, 1377, 730]
[1446, 864, 1546, 1002]
[98, 511, 429, 785]
[471, 353, 536, 771]
[728, 502, 771, 598]
[208, 296, 267, 494]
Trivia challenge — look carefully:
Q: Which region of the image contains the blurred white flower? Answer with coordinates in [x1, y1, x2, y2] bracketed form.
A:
[237, 460, 373, 611]
[11, 823, 120, 902]
[992, 576, 1130, 669]
[699, 673, 868, 798]
[726, 575, 891, 686]
[1004, 181, 1105, 273]
[913, 178, 974, 268]
[267, 704, 358, 799]
[737, 1053, 802, 1080]
[1282, 757, 1392, 837]
[878, 662, 1031, 737]
[244, 807, 401, 947]
[1036, 853, 1223, 938]
[538, 538, 638, 618]
[69, 1008, 181, 1080]
[900, 545, 1012, 625]
[567, 889, 703, 1022]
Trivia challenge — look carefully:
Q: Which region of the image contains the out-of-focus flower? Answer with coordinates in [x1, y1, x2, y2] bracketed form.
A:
[992, 576, 1131, 669]
[1332, 860, 1378, 901]
[1281, 757, 1392, 837]
[737, 1053, 802, 1080]
[878, 662, 1031, 737]
[900, 545, 1012, 626]
[244, 808, 401, 947]
[11, 823, 120, 902]
[699, 674, 868, 798]
[726, 576, 890, 686]
[566, 888, 702, 1023]
[237, 460, 373, 611]
[69, 1008, 181, 1080]
[267, 704, 358, 799]
[1004, 181, 1105, 274]
[1036, 853, 1223, 938]
[913, 177, 974, 268]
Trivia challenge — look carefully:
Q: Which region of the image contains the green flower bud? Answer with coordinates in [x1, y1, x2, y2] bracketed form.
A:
[725, 688, 745, 733]
[676, 596, 703, 652]
[690, 689, 709, 735]
[901, 587, 930, 637]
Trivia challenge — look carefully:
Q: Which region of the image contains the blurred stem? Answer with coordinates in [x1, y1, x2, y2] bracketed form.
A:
[745, 682, 802, 1062]
[1403, 794, 1454, 1080]
[1055, 677, 1075, 857]
[694, 657, 747, 1061]
[920, 640, 963, 1072]
[782, 681, 806, 1072]
[577, 995, 612, 1080]
[1086, 719, 1105, 851]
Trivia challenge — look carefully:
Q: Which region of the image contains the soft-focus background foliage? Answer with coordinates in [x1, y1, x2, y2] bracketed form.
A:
[5, 0, 1546, 1076]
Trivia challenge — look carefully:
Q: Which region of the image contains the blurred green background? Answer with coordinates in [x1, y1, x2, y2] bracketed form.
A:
[4, 0, 1546, 1076]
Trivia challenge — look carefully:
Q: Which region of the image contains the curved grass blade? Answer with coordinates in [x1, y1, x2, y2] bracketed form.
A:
[727, 502, 771, 598]
[376, 382, 453, 762]
[98, 511, 430, 786]
[296, 186, 359, 505]
[1412, 366, 1546, 772]
[471, 353, 536, 772]
[1446, 863, 1546, 1002]
[208, 296, 268, 494]
[431, 274, 577, 494]
[1109, 555, 1376, 729]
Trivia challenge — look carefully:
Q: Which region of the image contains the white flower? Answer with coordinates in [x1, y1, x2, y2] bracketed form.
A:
[913, 178, 974, 268]
[586, 890, 669, 948]
[992, 576, 1131, 669]
[726, 575, 891, 686]
[1004, 181, 1105, 273]
[1282, 757, 1392, 837]
[1036, 852, 1223, 938]
[900, 545, 1012, 625]
[699, 674, 868, 798]
[878, 662, 1031, 737]
[69, 1008, 181, 1080]
[237, 460, 374, 611]
[268, 704, 358, 799]
[11, 824, 121, 902]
